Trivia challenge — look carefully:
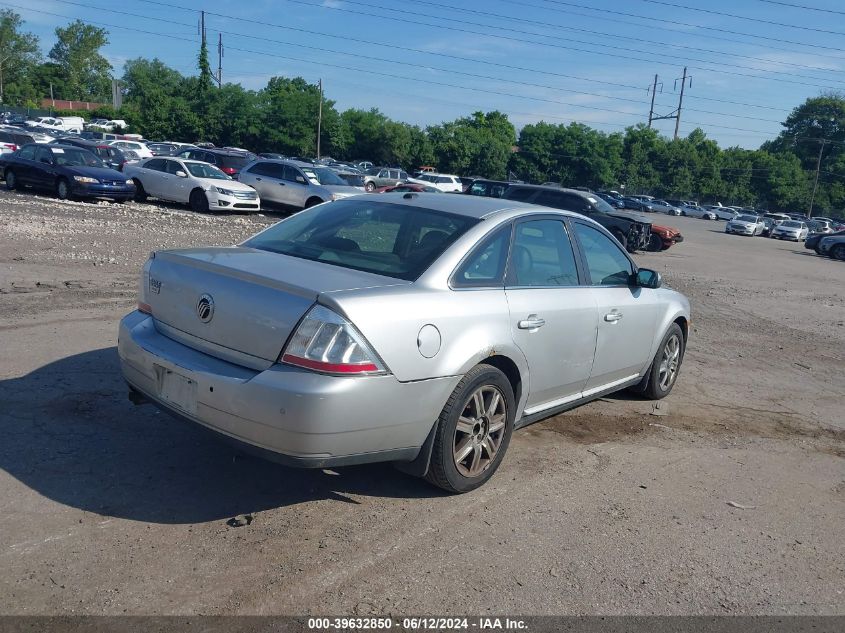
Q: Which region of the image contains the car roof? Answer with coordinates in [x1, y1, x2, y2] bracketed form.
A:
[372, 191, 557, 220]
[507, 184, 597, 199]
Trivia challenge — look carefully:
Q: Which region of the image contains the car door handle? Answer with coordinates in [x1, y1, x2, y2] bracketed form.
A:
[255, 177, 262, 181]
[278, 182, 286, 186]
[604, 312, 623, 322]
[518, 315, 546, 330]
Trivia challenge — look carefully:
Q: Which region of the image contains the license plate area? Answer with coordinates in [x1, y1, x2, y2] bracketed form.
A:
[156, 366, 197, 416]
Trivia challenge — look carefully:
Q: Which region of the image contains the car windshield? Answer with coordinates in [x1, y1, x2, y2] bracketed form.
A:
[587, 195, 616, 214]
[185, 162, 230, 179]
[303, 167, 347, 186]
[243, 199, 478, 281]
[53, 147, 104, 168]
[737, 215, 759, 222]
[338, 173, 365, 187]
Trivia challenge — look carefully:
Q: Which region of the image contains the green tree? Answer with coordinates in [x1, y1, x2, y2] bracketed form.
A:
[428, 111, 515, 178]
[0, 10, 40, 105]
[48, 20, 112, 101]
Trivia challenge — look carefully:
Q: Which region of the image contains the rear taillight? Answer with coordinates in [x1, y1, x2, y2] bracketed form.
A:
[281, 305, 387, 375]
[1, 143, 16, 151]
[221, 167, 237, 175]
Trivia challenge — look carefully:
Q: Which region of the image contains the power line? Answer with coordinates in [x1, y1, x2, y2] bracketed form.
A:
[276, 0, 845, 87]
[532, 0, 845, 54]
[634, 0, 845, 36]
[750, 0, 845, 17]
[406, 0, 845, 77]
[128, 0, 793, 112]
[49, 0, 787, 124]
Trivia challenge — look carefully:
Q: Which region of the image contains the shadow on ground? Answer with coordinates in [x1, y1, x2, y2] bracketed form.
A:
[0, 348, 438, 525]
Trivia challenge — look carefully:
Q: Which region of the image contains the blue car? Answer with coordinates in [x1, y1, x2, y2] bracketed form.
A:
[2, 143, 135, 201]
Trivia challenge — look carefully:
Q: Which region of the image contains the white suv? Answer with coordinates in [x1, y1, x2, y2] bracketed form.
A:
[420, 173, 463, 193]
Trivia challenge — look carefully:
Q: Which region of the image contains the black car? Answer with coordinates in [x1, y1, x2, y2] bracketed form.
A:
[176, 147, 257, 176]
[464, 178, 512, 198]
[0, 113, 27, 126]
[502, 185, 651, 252]
[805, 229, 845, 254]
[147, 142, 182, 156]
[2, 143, 134, 201]
[621, 197, 654, 213]
[50, 137, 130, 171]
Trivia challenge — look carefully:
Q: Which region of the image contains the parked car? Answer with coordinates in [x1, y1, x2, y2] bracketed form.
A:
[2, 143, 134, 201]
[51, 137, 132, 172]
[683, 205, 716, 219]
[376, 183, 441, 193]
[335, 171, 366, 188]
[105, 139, 153, 159]
[502, 185, 651, 252]
[1, 112, 27, 126]
[807, 219, 834, 236]
[725, 214, 766, 236]
[596, 192, 625, 209]
[362, 167, 411, 192]
[465, 179, 512, 199]
[706, 206, 738, 220]
[175, 147, 257, 177]
[119, 194, 690, 493]
[817, 234, 845, 260]
[805, 229, 845, 254]
[0, 128, 35, 154]
[760, 217, 776, 237]
[648, 224, 684, 251]
[416, 173, 464, 193]
[238, 160, 360, 210]
[25, 117, 78, 133]
[147, 143, 182, 156]
[125, 157, 260, 212]
[259, 152, 287, 160]
[651, 199, 683, 215]
[621, 197, 654, 213]
[354, 160, 374, 170]
[770, 220, 809, 241]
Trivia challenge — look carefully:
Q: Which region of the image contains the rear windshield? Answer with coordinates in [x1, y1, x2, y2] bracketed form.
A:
[218, 154, 254, 169]
[244, 199, 478, 281]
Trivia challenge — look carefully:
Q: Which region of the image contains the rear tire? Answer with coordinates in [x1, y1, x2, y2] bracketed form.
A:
[832, 244, 845, 261]
[189, 189, 209, 213]
[133, 179, 148, 202]
[425, 364, 515, 494]
[631, 323, 685, 400]
[5, 169, 17, 190]
[365, 181, 376, 192]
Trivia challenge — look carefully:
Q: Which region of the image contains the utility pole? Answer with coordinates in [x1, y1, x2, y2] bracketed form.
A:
[217, 33, 223, 86]
[200, 10, 205, 48]
[809, 139, 826, 218]
[674, 67, 691, 141]
[316, 78, 323, 159]
[647, 74, 661, 128]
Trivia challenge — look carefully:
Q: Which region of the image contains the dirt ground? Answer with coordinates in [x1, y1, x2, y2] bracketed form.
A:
[0, 191, 843, 616]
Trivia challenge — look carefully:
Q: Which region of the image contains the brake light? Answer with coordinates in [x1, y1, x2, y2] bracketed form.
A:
[221, 167, 237, 175]
[281, 304, 387, 375]
[1, 143, 16, 151]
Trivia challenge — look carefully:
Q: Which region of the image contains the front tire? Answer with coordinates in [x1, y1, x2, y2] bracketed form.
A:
[631, 323, 685, 400]
[133, 179, 148, 202]
[425, 364, 515, 493]
[647, 233, 663, 252]
[56, 178, 71, 200]
[832, 244, 845, 261]
[365, 181, 376, 192]
[189, 189, 209, 213]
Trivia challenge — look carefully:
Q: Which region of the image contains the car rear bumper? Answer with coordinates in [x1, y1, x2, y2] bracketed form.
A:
[118, 311, 456, 466]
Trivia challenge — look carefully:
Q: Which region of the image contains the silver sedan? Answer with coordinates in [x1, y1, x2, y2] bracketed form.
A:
[119, 194, 690, 493]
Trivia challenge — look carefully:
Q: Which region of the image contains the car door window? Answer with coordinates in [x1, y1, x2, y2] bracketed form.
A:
[573, 223, 634, 286]
[144, 158, 167, 172]
[282, 165, 303, 182]
[247, 162, 272, 177]
[452, 225, 511, 288]
[35, 147, 53, 164]
[506, 219, 580, 287]
[17, 145, 36, 160]
[164, 160, 183, 175]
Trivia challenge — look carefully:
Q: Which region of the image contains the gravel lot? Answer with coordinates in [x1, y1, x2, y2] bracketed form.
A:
[0, 191, 843, 616]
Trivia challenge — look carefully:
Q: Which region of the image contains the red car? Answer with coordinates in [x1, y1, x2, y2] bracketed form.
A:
[375, 183, 441, 194]
[649, 224, 684, 251]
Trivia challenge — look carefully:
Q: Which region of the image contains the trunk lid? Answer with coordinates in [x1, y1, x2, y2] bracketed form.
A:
[147, 246, 408, 363]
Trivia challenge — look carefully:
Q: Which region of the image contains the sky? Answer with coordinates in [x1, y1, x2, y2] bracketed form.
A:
[7, 0, 845, 149]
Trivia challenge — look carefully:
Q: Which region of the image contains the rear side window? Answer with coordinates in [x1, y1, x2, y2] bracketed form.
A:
[144, 158, 167, 172]
[452, 225, 511, 288]
[244, 200, 478, 281]
[507, 220, 579, 287]
[219, 154, 250, 170]
[573, 222, 634, 286]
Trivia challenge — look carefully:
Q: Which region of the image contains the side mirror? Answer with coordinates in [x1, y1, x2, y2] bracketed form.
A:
[296, 176, 306, 184]
[636, 268, 662, 289]
[175, 170, 187, 178]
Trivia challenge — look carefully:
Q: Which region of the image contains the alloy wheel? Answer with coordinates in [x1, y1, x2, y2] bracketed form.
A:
[453, 385, 507, 478]
[658, 334, 681, 391]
